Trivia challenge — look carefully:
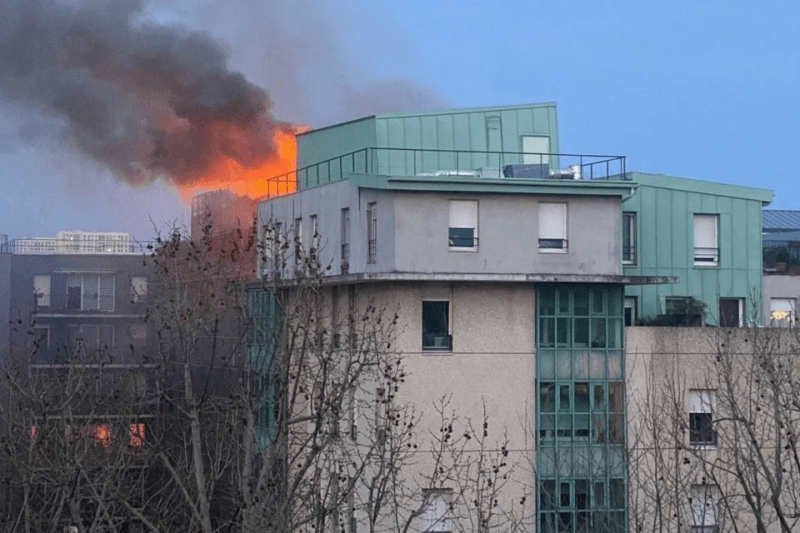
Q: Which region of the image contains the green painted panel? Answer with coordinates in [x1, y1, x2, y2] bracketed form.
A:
[654, 188, 672, 269]
[640, 189, 658, 269]
[701, 193, 718, 213]
[670, 190, 688, 270]
[298, 117, 377, 189]
[516, 107, 534, 135]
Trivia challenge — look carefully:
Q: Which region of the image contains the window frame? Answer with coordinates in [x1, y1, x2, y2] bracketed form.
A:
[367, 202, 377, 263]
[294, 217, 303, 265]
[33, 275, 51, 307]
[131, 276, 147, 304]
[448, 200, 478, 252]
[622, 212, 636, 265]
[689, 390, 717, 448]
[719, 298, 744, 328]
[770, 298, 795, 327]
[420, 489, 454, 533]
[341, 208, 350, 269]
[624, 296, 637, 326]
[66, 273, 116, 312]
[422, 300, 452, 352]
[690, 484, 719, 533]
[694, 214, 719, 267]
[538, 202, 568, 253]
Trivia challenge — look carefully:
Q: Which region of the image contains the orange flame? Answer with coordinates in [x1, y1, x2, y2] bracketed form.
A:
[178, 125, 309, 203]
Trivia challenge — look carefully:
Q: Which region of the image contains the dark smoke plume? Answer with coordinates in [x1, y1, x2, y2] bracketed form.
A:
[0, 0, 291, 187]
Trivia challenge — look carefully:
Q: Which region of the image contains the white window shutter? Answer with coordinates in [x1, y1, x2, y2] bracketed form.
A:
[33, 275, 51, 306]
[421, 493, 452, 533]
[449, 200, 477, 229]
[539, 203, 567, 240]
[694, 215, 718, 251]
[689, 390, 714, 413]
[83, 274, 99, 310]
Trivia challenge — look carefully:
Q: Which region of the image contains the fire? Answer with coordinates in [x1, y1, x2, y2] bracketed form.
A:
[178, 125, 309, 203]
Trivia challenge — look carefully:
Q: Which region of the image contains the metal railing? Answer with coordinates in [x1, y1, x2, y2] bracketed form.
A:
[3, 238, 155, 255]
[257, 147, 629, 197]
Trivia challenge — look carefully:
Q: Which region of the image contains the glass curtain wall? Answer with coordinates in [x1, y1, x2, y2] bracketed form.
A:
[537, 284, 626, 533]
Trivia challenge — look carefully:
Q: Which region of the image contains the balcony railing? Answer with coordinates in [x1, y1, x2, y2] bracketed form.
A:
[259, 148, 628, 196]
[2, 238, 153, 255]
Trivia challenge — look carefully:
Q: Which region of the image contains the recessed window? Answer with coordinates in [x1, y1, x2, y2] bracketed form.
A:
[624, 297, 637, 326]
[420, 490, 453, 533]
[690, 484, 719, 533]
[33, 275, 51, 307]
[422, 301, 451, 351]
[448, 200, 478, 250]
[367, 202, 377, 263]
[770, 298, 795, 327]
[539, 202, 567, 253]
[67, 273, 115, 312]
[294, 217, 303, 265]
[131, 276, 147, 303]
[622, 212, 636, 265]
[719, 298, 743, 327]
[694, 214, 719, 266]
[689, 390, 717, 447]
[341, 208, 350, 272]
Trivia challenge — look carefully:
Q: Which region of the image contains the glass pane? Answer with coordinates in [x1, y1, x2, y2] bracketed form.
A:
[540, 317, 555, 347]
[575, 383, 590, 412]
[608, 287, 623, 316]
[540, 414, 555, 442]
[574, 414, 590, 437]
[558, 513, 572, 532]
[539, 349, 555, 378]
[540, 382, 555, 412]
[539, 287, 555, 315]
[574, 318, 589, 347]
[574, 350, 588, 379]
[594, 482, 606, 508]
[608, 382, 624, 412]
[607, 318, 622, 348]
[448, 227, 475, 247]
[558, 288, 570, 314]
[560, 483, 571, 506]
[610, 412, 624, 445]
[608, 351, 623, 379]
[422, 302, 448, 335]
[590, 352, 606, 379]
[556, 318, 571, 347]
[557, 351, 572, 379]
[592, 288, 604, 314]
[540, 513, 556, 533]
[610, 479, 625, 509]
[590, 318, 606, 348]
[593, 414, 606, 443]
[541, 480, 556, 510]
[574, 287, 590, 315]
[594, 385, 605, 409]
[557, 414, 572, 438]
[576, 480, 590, 509]
[559, 385, 571, 410]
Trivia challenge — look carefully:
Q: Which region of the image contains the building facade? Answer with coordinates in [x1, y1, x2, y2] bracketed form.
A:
[620, 172, 772, 327]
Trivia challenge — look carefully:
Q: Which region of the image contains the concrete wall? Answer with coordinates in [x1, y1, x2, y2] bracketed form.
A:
[259, 185, 622, 279]
[393, 191, 621, 276]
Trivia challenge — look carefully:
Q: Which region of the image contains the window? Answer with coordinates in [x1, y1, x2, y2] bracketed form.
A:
[420, 490, 453, 533]
[539, 202, 567, 252]
[129, 423, 146, 448]
[770, 298, 795, 327]
[129, 323, 147, 345]
[70, 324, 115, 352]
[448, 200, 478, 250]
[34, 275, 51, 306]
[29, 325, 49, 352]
[719, 298, 743, 327]
[690, 484, 719, 533]
[310, 214, 318, 249]
[67, 273, 115, 312]
[694, 214, 719, 266]
[522, 135, 550, 167]
[341, 208, 350, 271]
[622, 212, 636, 264]
[689, 390, 717, 446]
[294, 217, 303, 265]
[422, 301, 451, 351]
[624, 297, 637, 326]
[131, 276, 147, 303]
[367, 202, 377, 263]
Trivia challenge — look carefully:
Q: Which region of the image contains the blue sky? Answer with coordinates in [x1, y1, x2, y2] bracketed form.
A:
[1, 0, 798, 240]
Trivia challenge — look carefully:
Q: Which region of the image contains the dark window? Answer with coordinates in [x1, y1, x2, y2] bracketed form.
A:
[719, 299, 741, 327]
[448, 227, 475, 248]
[690, 412, 717, 445]
[422, 301, 451, 351]
[623, 212, 636, 264]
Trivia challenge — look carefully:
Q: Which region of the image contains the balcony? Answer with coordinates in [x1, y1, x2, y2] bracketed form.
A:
[259, 148, 628, 196]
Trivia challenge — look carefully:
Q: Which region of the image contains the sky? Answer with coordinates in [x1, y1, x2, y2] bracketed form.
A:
[1, 0, 798, 241]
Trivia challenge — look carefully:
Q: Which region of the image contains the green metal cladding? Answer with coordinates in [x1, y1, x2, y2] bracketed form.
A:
[296, 103, 559, 189]
[247, 288, 282, 451]
[621, 172, 773, 326]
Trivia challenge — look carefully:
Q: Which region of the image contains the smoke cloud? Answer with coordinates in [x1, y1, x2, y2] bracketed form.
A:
[0, 0, 292, 188]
